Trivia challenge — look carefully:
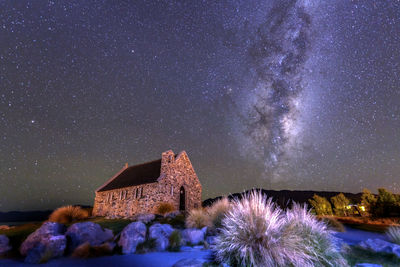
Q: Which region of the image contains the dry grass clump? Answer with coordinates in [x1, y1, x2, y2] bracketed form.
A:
[214, 190, 347, 267]
[386, 226, 400, 245]
[48, 205, 89, 224]
[207, 197, 231, 230]
[71, 242, 114, 258]
[284, 203, 348, 266]
[185, 208, 210, 229]
[156, 203, 176, 215]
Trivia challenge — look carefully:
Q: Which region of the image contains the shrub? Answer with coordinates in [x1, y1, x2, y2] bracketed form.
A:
[386, 226, 400, 245]
[284, 204, 348, 266]
[361, 188, 377, 214]
[214, 191, 295, 266]
[309, 195, 333, 216]
[48, 205, 89, 224]
[330, 193, 350, 216]
[136, 238, 157, 254]
[168, 230, 182, 252]
[207, 197, 231, 230]
[157, 203, 175, 215]
[185, 208, 210, 229]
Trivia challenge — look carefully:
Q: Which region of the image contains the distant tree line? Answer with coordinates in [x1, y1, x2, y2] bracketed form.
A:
[309, 188, 400, 217]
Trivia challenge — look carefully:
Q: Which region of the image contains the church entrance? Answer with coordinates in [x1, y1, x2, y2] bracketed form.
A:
[179, 186, 185, 211]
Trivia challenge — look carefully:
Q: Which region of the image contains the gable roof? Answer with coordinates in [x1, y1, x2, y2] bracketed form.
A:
[97, 159, 162, 192]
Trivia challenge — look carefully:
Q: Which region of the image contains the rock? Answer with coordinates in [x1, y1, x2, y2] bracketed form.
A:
[181, 227, 207, 245]
[359, 238, 400, 258]
[20, 222, 66, 263]
[134, 213, 156, 223]
[355, 264, 382, 267]
[172, 258, 204, 267]
[0, 235, 11, 255]
[66, 222, 113, 253]
[118, 222, 147, 254]
[24, 235, 67, 264]
[164, 211, 181, 219]
[149, 223, 174, 251]
[206, 235, 217, 246]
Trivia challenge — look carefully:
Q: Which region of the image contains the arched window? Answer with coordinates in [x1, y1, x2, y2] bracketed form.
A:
[171, 185, 174, 196]
[141, 188, 144, 198]
[136, 188, 140, 199]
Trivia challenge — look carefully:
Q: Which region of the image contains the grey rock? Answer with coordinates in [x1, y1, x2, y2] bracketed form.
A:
[164, 211, 181, 219]
[118, 222, 147, 254]
[20, 222, 66, 263]
[66, 222, 113, 253]
[0, 235, 11, 255]
[181, 227, 207, 245]
[359, 238, 400, 258]
[149, 223, 174, 251]
[134, 213, 156, 223]
[172, 258, 204, 267]
[24, 235, 67, 264]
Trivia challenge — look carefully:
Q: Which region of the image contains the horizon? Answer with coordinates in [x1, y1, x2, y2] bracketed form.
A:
[1, 1, 400, 211]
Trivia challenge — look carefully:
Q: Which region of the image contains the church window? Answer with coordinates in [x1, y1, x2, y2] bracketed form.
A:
[171, 185, 174, 196]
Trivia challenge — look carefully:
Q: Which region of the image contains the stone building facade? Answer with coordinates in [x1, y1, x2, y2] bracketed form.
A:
[92, 150, 202, 218]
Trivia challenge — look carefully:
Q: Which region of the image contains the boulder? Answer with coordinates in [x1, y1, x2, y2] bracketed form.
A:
[359, 238, 400, 258]
[149, 223, 174, 251]
[181, 227, 207, 245]
[0, 235, 11, 255]
[66, 222, 113, 253]
[134, 213, 156, 223]
[172, 258, 204, 267]
[20, 222, 66, 263]
[118, 222, 147, 254]
[164, 211, 181, 219]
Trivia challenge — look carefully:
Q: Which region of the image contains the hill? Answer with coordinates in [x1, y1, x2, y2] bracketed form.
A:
[202, 189, 363, 208]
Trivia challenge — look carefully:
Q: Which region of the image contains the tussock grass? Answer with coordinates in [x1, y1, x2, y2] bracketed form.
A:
[48, 205, 89, 224]
[386, 226, 400, 245]
[207, 197, 231, 230]
[185, 208, 210, 229]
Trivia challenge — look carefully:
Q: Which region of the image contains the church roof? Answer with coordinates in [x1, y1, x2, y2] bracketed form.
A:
[97, 159, 162, 192]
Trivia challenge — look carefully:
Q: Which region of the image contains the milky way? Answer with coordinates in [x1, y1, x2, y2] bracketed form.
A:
[237, 0, 312, 182]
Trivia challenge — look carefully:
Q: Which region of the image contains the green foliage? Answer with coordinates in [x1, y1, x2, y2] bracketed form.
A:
[331, 193, 351, 216]
[0, 222, 41, 256]
[155, 214, 185, 229]
[343, 246, 400, 266]
[168, 230, 181, 252]
[308, 194, 333, 216]
[136, 238, 157, 254]
[361, 188, 377, 214]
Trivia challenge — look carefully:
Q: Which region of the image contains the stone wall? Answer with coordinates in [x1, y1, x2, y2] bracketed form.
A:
[92, 150, 202, 218]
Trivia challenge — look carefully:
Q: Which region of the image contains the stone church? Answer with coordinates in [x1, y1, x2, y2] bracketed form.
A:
[92, 150, 202, 218]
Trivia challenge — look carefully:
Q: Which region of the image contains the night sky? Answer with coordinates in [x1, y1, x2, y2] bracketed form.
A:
[1, 1, 399, 211]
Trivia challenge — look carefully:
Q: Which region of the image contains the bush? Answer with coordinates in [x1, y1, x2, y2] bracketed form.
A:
[284, 204, 348, 266]
[214, 190, 291, 266]
[309, 195, 333, 216]
[386, 226, 400, 245]
[330, 193, 350, 216]
[185, 208, 210, 229]
[361, 188, 377, 214]
[48, 205, 89, 224]
[207, 197, 231, 230]
[157, 203, 175, 215]
[168, 230, 182, 252]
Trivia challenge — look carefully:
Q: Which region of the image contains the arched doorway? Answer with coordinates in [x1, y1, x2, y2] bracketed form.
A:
[179, 186, 185, 211]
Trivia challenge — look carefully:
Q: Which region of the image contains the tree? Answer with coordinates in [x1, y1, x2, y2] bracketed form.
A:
[361, 188, 377, 215]
[375, 188, 397, 217]
[331, 193, 350, 216]
[309, 194, 333, 216]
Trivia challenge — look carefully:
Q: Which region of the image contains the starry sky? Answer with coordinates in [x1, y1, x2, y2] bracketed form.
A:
[1, 0, 399, 211]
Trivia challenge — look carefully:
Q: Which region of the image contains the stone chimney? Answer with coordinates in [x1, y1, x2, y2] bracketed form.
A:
[161, 150, 175, 175]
